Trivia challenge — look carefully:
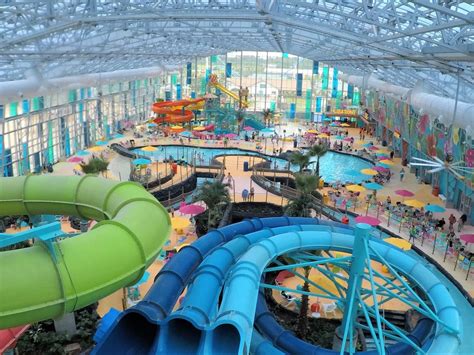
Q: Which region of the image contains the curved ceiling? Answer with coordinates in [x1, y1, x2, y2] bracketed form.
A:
[0, 0, 473, 101]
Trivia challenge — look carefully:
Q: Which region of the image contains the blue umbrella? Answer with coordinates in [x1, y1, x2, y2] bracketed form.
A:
[425, 204, 446, 213]
[364, 182, 384, 191]
[148, 123, 158, 127]
[179, 131, 193, 137]
[96, 140, 108, 146]
[133, 158, 151, 165]
[76, 150, 90, 156]
[114, 133, 124, 139]
[362, 143, 374, 148]
[334, 135, 344, 140]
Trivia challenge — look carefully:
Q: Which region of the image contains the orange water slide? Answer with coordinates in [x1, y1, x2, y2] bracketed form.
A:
[152, 98, 205, 124]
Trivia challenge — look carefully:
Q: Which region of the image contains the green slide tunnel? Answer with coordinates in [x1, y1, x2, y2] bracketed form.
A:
[0, 175, 171, 329]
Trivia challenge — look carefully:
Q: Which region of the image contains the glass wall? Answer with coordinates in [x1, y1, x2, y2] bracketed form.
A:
[166, 51, 352, 122]
[1, 77, 163, 176]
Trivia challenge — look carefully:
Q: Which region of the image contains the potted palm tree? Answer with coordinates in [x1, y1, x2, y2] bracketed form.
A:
[195, 180, 231, 230]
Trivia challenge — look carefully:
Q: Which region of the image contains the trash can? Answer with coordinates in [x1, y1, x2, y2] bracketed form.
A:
[243, 161, 249, 172]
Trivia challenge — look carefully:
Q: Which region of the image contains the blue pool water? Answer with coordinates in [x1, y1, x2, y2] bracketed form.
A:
[135, 145, 372, 183]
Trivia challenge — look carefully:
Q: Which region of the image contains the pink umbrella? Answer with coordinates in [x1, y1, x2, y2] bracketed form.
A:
[343, 137, 352, 142]
[224, 133, 238, 139]
[243, 126, 255, 131]
[460, 234, 474, 244]
[355, 215, 381, 226]
[368, 146, 379, 151]
[179, 204, 206, 215]
[373, 166, 389, 173]
[68, 156, 84, 163]
[395, 189, 414, 197]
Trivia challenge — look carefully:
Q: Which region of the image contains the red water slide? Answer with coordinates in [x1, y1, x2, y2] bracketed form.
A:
[152, 98, 205, 124]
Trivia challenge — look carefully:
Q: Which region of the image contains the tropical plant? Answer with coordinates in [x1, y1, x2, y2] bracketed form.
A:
[297, 266, 311, 339]
[79, 156, 109, 175]
[194, 180, 231, 228]
[284, 174, 320, 217]
[308, 144, 328, 176]
[288, 151, 310, 173]
[262, 108, 273, 127]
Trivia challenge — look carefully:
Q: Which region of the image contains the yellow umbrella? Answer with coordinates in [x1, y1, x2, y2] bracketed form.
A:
[307, 129, 318, 134]
[340, 123, 350, 127]
[171, 125, 183, 130]
[384, 237, 412, 250]
[88, 146, 105, 152]
[346, 184, 366, 192]
[193, 126, 207, 131]
[318, 134, 330, 139]
[171, 217, 190, 230]
[360, 168, 378, 176]
[379, 159, 395, 166]
[74, 164, 82, 171]
[404, 199, 425, 209]
[141, 145, 157, 152]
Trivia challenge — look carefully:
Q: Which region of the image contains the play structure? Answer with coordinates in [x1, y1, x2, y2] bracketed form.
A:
[95, 217, 461, 354]
[152, 98, 206, 124]
[0, 175, 171, 329]
[209, 74, 249, 109]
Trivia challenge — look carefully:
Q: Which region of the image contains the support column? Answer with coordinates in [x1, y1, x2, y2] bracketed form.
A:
[333, 222, 371, 352]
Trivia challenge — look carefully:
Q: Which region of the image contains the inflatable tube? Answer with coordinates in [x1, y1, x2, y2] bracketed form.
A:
[0, 175, 171, 329]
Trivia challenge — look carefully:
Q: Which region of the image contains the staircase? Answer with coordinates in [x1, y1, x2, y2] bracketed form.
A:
[357, 310, 407, 351]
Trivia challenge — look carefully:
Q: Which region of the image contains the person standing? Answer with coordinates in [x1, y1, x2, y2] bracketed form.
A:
[448, 214, 457, 231]
[399, 168, 405, 182]
[249, 186, 255, 201]
[458, 214, 467, 232]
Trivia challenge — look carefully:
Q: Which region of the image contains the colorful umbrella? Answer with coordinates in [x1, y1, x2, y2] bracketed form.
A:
[373, 166, 389, 173]
[384, 237, 412, 250]
[96, 140, 108, 146]
[147, 123, 158, 127]
[88, 146, 105, 152]
[179, 204, 206, 215]
[133, 158, 151, 165]
[343, 137, 352, 142]
[377, 162, 391, 169]
[364, 182, 383, 191]
[404, 199, 425, 209]
[307, 129, 318, 134]
[425, 204, 446, 213]
[67, 156, 83, 163]
[363, 143, 374, 148]
[333, 135, 344, 140]
[395, 189, 414, 197]
[193, 126, 207, 131]
[368, 146, 379, 151]
[141, 145, 157, 152]
[224, 133, 238, 139]
[346, 184, 366, 192]
[243, 126, 255, 131]
[360, 168, 378, 176]
[355, 215, 381, 226]
[460, 234, 474, 244]
[179, 131, 193, 137]
[318, 134, 330, 139]
[340, 123, 350, 127]
[76, 150, 90, 156]
[171, 217, 190, 230]
[379, 159, 394, 165]
[329, 123, 339, 127]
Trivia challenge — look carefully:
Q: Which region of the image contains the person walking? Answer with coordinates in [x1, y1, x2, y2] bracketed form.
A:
[458, 214, 467, 232]
[448, 214, 457, 231]
[399, 168, 405, 182]
[249, 186, 255, 201]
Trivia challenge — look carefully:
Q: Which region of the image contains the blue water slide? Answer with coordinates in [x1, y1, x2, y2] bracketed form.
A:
[95, 217, 460, 355]
[94, 217, 322, 353]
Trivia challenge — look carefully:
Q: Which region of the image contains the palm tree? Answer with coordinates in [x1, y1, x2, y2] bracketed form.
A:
[262, 108, 273, 127]
[195, 180, 231, 228]
[296, 266, 311, 339]
[308, 144, 328, 176]
[288, 151, 310, 173]
[284, 174, 320, 217]
[80, 156, 109, 176]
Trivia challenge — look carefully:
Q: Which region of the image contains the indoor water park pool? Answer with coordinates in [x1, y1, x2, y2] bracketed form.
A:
[133, 145, 373, 183]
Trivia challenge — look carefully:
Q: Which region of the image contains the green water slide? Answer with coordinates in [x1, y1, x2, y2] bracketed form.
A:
[0, 175, 171, 329]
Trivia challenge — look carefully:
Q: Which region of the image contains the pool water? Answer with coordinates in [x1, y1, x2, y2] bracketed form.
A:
[134, 145, 372, 183]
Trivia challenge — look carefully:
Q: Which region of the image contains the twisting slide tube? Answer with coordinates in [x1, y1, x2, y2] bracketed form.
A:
[0, 175, 171, 329]
[95, 217, 460, 354]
